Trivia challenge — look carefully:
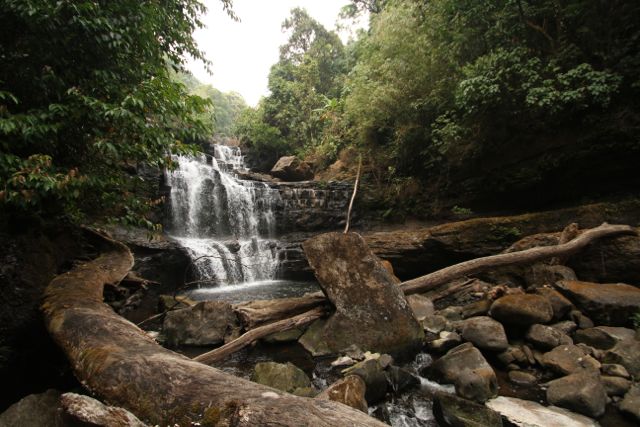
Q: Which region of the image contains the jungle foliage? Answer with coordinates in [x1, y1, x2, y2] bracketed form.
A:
[0, 0, 232, 227]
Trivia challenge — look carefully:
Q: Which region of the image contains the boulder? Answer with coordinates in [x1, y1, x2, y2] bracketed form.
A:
[508, 370, 538, 386]
[600, 376, 631, 397]
[554, 280, 640, 326]
[428, 331, 462, 353]
[422, 315, 450, 334]
[298, 319, 331, 356]
[620, 384, 640, 422]
[460, 299, 493, 319]
[317, 375, 368, 413]
[603, 337, 640, 377]
[574, 326, 636, 350]
[302, 232, 424, 357]
[0, 389, 64, 427]
[406, 294, 434, 322]
[535, 287, 574, 321]
[342, 358, 388, 403]
[546, 371, 607, 418]
[386, 365, 419, 394]
[429, 343, 498, 403]
[461, 316, 509, 352]
[526, 324, 572, 350]
[270, 156, 313, 181]
[601, 363, 630, 379]
[60, 393, 148, 426]
[551, 320, 578, 335]
[486, 396, 600, 427]
[252, 362, 313, 397]
[162, 301, 240, 347]
[569, 310, 595, 329]
[497, 346, 528, 367]
[433, 392, 503, 427]
[541, 345, 600, 375]
[489, 294, 553, 326]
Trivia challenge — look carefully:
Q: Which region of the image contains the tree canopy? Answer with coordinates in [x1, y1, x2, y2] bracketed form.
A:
[0, 0, 232, 227]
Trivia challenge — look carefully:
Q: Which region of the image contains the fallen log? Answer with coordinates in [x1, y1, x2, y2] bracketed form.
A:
[399, 223, 635, 295]
[41, 230, 387, 426]
[195, 306, 327, 365]
[234, 292, 326, 329]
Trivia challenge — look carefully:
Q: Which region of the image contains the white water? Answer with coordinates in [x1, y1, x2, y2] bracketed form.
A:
[166, 146, 281, 286]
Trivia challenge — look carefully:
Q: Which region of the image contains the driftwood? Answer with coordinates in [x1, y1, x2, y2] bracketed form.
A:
[234, 292, 326, 329]
[399, 223, 635, 295]
[41, 231, 386, 426]
[195, 306, 327, 365]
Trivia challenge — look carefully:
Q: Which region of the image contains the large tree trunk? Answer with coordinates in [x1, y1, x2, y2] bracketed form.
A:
[41, 231, 386, 426]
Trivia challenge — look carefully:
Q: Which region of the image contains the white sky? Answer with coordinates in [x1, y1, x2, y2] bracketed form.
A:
[186, 0, 365, 106]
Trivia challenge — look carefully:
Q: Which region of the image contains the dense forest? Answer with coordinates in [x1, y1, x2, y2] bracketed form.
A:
[236, 0, 640, 217]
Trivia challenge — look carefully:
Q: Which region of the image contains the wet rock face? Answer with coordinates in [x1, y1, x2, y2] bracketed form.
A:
[546, 371, 607, 418]
[302, 232, 424, 358]
[489, 294, 553, 326]
[162, 301, 241, 347]
[554, 280, 640, 327]
[429, 343, 498, 403]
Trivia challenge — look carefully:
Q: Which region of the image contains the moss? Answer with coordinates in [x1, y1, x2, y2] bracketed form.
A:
[201, 407, 222, 426]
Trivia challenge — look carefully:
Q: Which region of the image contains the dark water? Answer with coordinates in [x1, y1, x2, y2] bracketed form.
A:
[183, 279, 320, 304]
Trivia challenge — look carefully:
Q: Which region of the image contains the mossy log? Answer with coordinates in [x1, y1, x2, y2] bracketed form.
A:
[41, 230, 387, 426]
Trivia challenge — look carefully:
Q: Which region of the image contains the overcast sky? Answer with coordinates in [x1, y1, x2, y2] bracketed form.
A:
[186, 0, 365, 106]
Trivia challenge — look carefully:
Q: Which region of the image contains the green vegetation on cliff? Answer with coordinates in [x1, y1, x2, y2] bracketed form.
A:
[0, 0, 232, 226]
[237, 0, 640, 216]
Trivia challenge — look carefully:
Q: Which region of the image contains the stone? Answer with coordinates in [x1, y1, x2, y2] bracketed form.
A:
[60, 393, 147, 426]
[460, 299, 493, 319]
[270, 156, 313, 181]
[317, 375, 368, 413]
[342, 358, 388, 403]
[551, 320, 578, 335]
[158, 294, 195, 311]
[486, 396, 600, 427]
[298, 319, 331, 356]
[263, 327, 304, 343]
[429, 343, 498, 403]
[603, 337, 640, 377]
[461, 316, 509, 352]
[601, 363, 630, 379]
[406, 294, 434, 321]
[490, 294, 553, 326]
[162, 301, 240, 347]
[600, 376, 631, 397]
[422, 315, 449, 334]
[620, 384, 640, 422]
[252, 362, 313, 397]
[497, 346, 527, 366]
[508, 370, 538, 386]
[535, 287, 574, 321]
[439, 306, 463, 321]
[433, 392, 503, 427]
[526, 324, 572, 350]
[0, 389, 64, 427]
[574, 326, 636, 350]
[386, 365, 419, 394]
[542, 345, 601, 375]
[428, 331, 462, 353]
[569, 310, 595, 329]
[554, 280, 640, 326]
[546, 371, 607, 418]
[568, 234, 640, 286]
[302, 232, 424, 357]
[331, 356, 356, 368]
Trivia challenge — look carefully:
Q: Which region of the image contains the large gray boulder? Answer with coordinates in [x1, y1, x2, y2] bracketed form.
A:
[270, 156, 313, 181]
[546, 371, 607, 418]
[461, 316, 508, 352]
[554, 280, 640, 326]
[490, 294, 553, 326]
[302, 232, 424, 357]
[429, 343, 498, 403]
[162, 301, 240, 347]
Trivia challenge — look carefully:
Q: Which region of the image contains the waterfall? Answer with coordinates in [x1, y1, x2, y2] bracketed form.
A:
[165, 145, 281, 286]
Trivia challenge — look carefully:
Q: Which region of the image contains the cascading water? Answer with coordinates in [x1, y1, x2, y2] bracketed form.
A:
[166, 145, 281, 286]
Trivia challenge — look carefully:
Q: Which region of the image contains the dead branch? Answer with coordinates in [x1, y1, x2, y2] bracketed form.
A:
[195, 306, 327, 365]
[344, 155, 362, 234]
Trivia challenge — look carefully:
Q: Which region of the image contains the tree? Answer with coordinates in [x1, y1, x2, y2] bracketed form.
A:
[0, 0, 233, 227]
